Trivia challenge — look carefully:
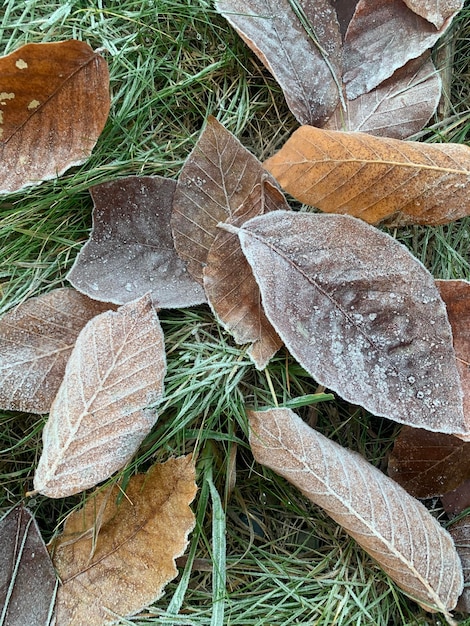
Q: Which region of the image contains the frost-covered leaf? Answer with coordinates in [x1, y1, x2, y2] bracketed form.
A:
[67, 176, 206, 308]
[442, 480, 470, 515]
[402, 0, 463, 29]
[248, 407, 463, 617]
[51, 456, 196, 626]
[0, 288, 112, 414]
[264, 125, 470, 225]
[215, 0, 341, 125]
[0, 40, 109, 194]
[449, 515, 470, 613]
[33, 294, 166, 498]
[236, 211, 467, 434]
[0, 505, 57, 626]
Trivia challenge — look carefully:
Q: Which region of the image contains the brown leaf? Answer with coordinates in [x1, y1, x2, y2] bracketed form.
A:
[387, 426, 470, 499]
[331, 0, 359, 37]
[203, 179, 286, 369]
[264, 125, 470, 225]
[214, 0, 341, 126]
[67, 176, 206, 308]
[236, 211, 467, 434]
[0, 288, 112, 414]
[402, 0, 463, 29]
[171, 116, 278, 283]
[33, 294, 166, 498]
[442, 479, 470, 515]
[50, 456, 196, 626]
[0, 504, 57, 626]
[449, 515, 470, 613]
[248, 407, 463, 617]
[0, 40, 109, 194]
[324, 54, 441, 139]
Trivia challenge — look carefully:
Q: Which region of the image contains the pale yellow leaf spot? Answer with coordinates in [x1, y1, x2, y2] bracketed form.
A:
[15, 58, 28, 69]
[18, 155, 28, 165]
[0, 110, 3, 124]
[0, 92, 15, 105]
[27, 100, 40, 110]
[0, 128, 3, 139]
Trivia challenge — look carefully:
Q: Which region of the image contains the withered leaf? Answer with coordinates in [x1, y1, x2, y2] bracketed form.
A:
[388, 426, 470, 499]
[203, 180, 286, 369]
[248, 407, 463, 617]
[331, 0, 359, 37]
[0, 288, 112, 414]
[215, 0, 341, 126]
[449, 516, 470, 613]
[67, 176, 206, 308]
[324, 54, 441, 139]
[264, 125, 470, 225]
[0, 505, 57, 626]
[236, 211, 467, 435]
[402, 0, 463, 29]
[50, 456, 196, 626]
[33, 293, 166, 498]
[442, 479, 470, 515]
[0, 40, 109, 194]
[171, 116, 278, 283]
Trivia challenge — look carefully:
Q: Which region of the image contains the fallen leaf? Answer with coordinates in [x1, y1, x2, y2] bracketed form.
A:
[235, 211, 467, 434]
[67, 176, 206, 308]
[387, 426, 470, 498]
[331, 0, 359, 37]
[0, 504, 57, 626]
[264, 125, 470, 225]
[50, 456, 196, 626]
[0, 288, 112, 414]
[0, 40, 109, 194]
[215, 0, 341, 126]
[33, 293, 166, 498]
[449, 516, 470, 613]
[203, 179, 286, 369]
[402, 0, 463, 29]
[248, 407, 463, 617]
[442, 479, 470, 515]
[171, 116, 278, 282]
[324, 54, 441, 139]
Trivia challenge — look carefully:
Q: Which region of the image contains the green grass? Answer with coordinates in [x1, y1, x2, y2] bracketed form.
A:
[1, 1, 470, 625]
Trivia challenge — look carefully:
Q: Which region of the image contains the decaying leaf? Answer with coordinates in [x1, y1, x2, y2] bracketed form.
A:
[33, 294, 166, 498]
[449, 516, 470, 613]
[388, 426, 470, 498]
[0, 288, 112, 414]
[325, 54, 441, 139]
[248, 407, 463, 617]
[50, 456, 196, 626]
[442, 479, 470, 515]
[215, 0, 341, 125]
[0, 40, 109, 194]
[203, 180, 286, 369]
[402, 0, 463, 29]
[67, 176, 206, 308]
[235, 211, 467, 435]
[0, 504, 57, 626]
[264, 125, 470, 225]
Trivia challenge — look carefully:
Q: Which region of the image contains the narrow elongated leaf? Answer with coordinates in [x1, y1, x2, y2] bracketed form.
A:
[215, 0, 341, 125]
[67, 176, 206, 308]
[0, 288, 112, 414]
[0, 505, 57, 626]
[403, 0, 463, 29]
[51, 456, 196, 626]
[0, 40, 109, 193]
[33, 293, 166, 498]
[264, 125, 470, 225]
[236, 211, 467, 434]
[248, 407, 463, 617]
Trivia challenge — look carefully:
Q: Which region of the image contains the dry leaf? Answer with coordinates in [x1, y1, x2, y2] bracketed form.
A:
[331, 0, 359, 37]
[0, 504, 57, 626]
[388, 426, 470, 498]
[33, 293, 166, 498]
[0, 288, 112, 414]
[235, 211, 467, 435]
[402, 0, 463, 29]
[50, 456, 196, 626]
[215, 0, 341, 125]
[442, 480, 470, 515]
[324, 54, 441, 139]
[248, 407, 463, 617]
[171, 116, 278, 282]
[67, 176, 206, 308]
[0, 40, 109, 194]
[264, 125, 470, 225]
[449, 516, 470, 613]
[203, 179, 286, 369]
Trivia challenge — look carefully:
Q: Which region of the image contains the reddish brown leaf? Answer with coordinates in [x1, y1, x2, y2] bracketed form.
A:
[235, 211, 467, 435]
[264, 125, 470, 225]
[0, 288, 112, 414]
[50, 456, 196, 626]
[248, 407, 463, 617]
[0, 40, 109, 193]
[442, 479, 470, 515]
[449, 516, 470, 613]
[33, 294, 166, 498]
[0, 505, 57, 626]
[215, 0, 341, 126]
[403, 0, 463, 29]
[67, 176, 206, 308]
[331, 0, 359, 37]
